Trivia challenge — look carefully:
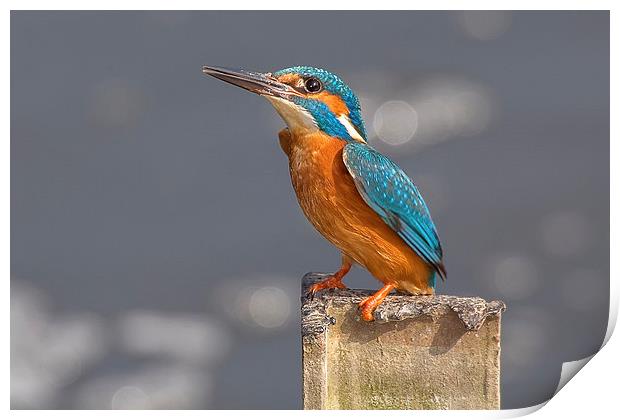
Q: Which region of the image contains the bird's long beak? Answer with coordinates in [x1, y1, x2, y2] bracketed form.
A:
[202, 65, 297, 99]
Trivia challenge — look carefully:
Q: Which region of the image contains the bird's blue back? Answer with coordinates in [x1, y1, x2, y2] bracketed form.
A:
[343, 142, 445, 286]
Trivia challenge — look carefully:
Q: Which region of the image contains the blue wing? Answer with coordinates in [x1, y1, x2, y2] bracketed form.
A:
[342, 142, 446, 283]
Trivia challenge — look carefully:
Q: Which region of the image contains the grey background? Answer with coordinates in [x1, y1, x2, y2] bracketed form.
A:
[11, 11, 609, 409]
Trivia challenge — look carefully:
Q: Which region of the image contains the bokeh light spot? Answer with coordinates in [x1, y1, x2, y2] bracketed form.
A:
[248, 287, 291, 328]
[409, 78, 493, 149]
[373, 100, 418, 146]
[488, 255, 539, 300]
[119, 311, 231, 365]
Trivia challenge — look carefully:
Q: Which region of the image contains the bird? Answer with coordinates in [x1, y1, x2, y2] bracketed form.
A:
[202, 65, 446, 321]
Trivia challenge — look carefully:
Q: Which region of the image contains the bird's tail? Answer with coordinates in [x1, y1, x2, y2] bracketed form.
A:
[436, 261, 447, 282]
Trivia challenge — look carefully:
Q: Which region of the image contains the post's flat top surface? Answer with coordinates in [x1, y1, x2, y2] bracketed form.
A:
[301, 272, 506, 335]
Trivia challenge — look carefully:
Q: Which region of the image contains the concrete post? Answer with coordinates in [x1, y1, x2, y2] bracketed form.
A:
[301, 273, 506, 410]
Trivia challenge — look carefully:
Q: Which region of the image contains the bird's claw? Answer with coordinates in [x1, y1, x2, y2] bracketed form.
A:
[305, 275, 347, 300]
[358, 297, 376, 321]
[357, 284, 396, 322]
[305, 288, 317, 301]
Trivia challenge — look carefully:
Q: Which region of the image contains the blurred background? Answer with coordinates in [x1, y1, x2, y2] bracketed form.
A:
[11, 11, 609, 409]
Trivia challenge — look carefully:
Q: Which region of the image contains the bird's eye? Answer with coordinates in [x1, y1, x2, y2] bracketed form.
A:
[304, 77, 322, 93]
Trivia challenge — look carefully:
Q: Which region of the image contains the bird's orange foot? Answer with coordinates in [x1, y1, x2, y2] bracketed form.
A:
[306, 276, 347, 299]
[306, 261, 352, 300]
[358, 284, 395, 321]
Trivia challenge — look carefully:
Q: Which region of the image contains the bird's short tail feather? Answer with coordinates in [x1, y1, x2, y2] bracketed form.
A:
[436, 261, 447, 282]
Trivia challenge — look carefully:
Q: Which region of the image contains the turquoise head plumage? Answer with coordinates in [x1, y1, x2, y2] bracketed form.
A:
[202, 65, 367, 142]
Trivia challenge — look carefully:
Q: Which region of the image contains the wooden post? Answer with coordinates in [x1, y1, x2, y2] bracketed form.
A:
[301, 273, 506, 410]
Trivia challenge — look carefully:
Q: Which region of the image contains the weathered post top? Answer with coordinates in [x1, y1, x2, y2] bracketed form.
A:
[301, 273, 506, 410]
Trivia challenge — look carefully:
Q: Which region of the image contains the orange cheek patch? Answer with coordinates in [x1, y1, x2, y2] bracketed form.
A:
[314, 92, 350, 116]
[277, 73, 300, 85]
[274, 75, 350, 116]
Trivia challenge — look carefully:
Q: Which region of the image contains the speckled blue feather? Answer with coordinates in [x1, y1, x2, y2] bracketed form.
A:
[343, 142, 446, 286]
[273, 66, 367, 142]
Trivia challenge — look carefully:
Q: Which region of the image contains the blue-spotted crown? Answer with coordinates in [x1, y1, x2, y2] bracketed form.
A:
[273, 66, 368, 142]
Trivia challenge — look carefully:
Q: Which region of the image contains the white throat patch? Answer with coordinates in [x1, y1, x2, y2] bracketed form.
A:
[266, 96, 366, 143]
[266, 96, 317, 132]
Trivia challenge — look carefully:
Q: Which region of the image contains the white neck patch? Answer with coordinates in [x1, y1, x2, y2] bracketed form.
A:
[266, 96, 366, 142]
[337, 115, 366, 142]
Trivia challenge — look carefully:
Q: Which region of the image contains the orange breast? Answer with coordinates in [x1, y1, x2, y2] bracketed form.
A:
[280, 129, 433, 294]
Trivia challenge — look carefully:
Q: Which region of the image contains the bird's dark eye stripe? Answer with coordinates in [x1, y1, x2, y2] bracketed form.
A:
[304, 77, 322, 93]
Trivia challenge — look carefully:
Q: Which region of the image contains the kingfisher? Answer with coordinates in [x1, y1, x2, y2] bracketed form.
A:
[202, 65, 446, 321]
